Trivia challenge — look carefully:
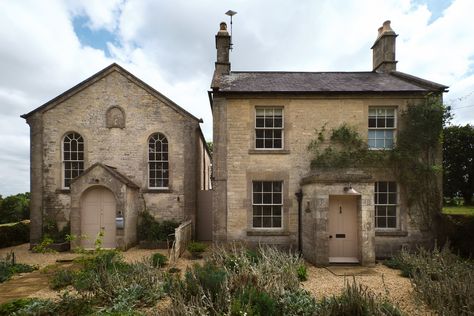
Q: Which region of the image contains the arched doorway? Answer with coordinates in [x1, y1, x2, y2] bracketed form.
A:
[80, 187, 116, 249]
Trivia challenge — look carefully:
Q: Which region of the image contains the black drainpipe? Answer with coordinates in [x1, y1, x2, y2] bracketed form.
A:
[295, 189, 303, 254]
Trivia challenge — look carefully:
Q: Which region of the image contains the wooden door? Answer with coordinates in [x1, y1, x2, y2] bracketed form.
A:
[81, 187, 116, 249]
[328, 195, 358, 263]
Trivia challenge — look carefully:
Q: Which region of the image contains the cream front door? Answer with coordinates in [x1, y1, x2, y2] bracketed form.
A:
[328, 195, 359, 263]
[81, 187, 116, 249]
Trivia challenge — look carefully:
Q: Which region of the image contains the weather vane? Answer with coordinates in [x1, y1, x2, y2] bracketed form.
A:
[225, 10, 237, 50]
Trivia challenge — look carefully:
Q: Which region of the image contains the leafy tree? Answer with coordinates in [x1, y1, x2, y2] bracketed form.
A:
[0, 193, 30, 224]
[443, 124, 474, 205]
[206, 141, 213, 156]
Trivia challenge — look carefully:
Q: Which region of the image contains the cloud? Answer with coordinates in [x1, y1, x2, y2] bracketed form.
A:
[0, 0, 473, 196]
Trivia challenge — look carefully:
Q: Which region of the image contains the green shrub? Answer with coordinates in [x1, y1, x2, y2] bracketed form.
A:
[32, 236, 56, 254]
[0, 298, 39, 315]
[297, 264, 308, 281]
[184, 262, 227, 301]
[42, 220, 70, 243]
[151, 252, 168, 268]
[396, 246, 474, 315]
[0, 221, 29, 248]
[167, 245, 308, 315]
[188, 241, 207, 258]
[318, 281, 402, 316]
[383, 254, 414, 278]
[277, 289, 318, 316]
[235, 286, 277, 316]
[137, 212, 179, 242]
[0, 251, 36, 283]
[50, 269, 76, 290]
[71, 250, 164, 309]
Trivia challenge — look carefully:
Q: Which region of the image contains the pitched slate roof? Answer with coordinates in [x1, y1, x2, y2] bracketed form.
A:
[215, 71, 448, 93]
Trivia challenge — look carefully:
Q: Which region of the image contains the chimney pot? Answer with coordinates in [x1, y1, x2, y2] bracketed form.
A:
[371, 21, 398, 72]
[212, 22, 231, 88]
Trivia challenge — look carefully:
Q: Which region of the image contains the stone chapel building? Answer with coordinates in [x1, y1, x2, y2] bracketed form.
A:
[22, 64, 211, 249]
[209, 21, 447, 266]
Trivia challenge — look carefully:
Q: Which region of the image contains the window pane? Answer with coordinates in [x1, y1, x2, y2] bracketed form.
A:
[273, 206, 281, 216]
[387, 206, 396, 217]
[388, 193, 397, 204]
[252, 181, 283, 228]
[262, 217, 272, 227]
[255, 107, 284, 150]
[253, 182, 262, 192]
[386, 118, 395, 127]
[253, 206, 262, 216]
[387, 217, 396, 228]
[253, 217, 262, 228]
[376, 206, 387, 217]
[377, 217, 386, 228]
[377, 118, 385, 128]
[368, 139, 376, 148]
[273, 193, 282, 204]
[273, 217, 281, 228]
[265, 118, 273, 127]
[263, 193, 272, 204]
[274, 118, 282, 127]
[253, 193, 262, 204]
[263, 206, 272, 216]
[263, 182, 272, 192]
[368, 118, 376, 128]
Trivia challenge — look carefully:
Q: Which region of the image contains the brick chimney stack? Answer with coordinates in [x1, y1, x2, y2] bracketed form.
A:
[371, 21, 398, 72]
[212, 22, 231, 89]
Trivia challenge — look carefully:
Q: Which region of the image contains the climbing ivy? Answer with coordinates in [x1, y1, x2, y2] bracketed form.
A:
[308, 96, 450, 230]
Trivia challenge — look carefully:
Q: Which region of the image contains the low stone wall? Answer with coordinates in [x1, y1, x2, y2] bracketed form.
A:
[171, 220, 192, 260]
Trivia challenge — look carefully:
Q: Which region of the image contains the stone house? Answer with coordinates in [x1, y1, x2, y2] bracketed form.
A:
[209, 21, 447, 265]
[22, 64, 211, 249]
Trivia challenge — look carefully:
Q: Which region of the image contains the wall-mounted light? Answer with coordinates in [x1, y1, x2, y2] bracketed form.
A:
[343, 184, 360, 195]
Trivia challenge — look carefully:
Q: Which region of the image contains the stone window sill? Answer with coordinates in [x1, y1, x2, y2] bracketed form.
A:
[375, 230, 408, 237]
[142, 189, 172, 193]
[248, 149, 290, 155]
[246, 230, 290, 236]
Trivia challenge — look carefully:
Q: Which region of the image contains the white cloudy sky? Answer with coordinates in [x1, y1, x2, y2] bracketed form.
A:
[1, 0, 473, 196]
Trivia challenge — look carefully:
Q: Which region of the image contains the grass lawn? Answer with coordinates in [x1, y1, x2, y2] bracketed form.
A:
[443, 205, 474, 216]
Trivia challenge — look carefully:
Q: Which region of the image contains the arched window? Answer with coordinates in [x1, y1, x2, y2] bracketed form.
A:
[63, 132, 84, 188]
[148, 133, 169, 188]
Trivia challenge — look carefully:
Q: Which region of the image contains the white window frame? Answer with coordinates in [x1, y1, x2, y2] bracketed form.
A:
[255, 107, 284, 150]
[62, 132, 84, 189]
[148, 133, 169, 189]
[368, 107, 397, 150]
[374, 181, 399, 230]
[252, 181, 283, 229]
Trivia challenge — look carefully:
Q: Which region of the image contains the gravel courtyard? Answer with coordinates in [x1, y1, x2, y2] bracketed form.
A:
[0, 243, 431, 314]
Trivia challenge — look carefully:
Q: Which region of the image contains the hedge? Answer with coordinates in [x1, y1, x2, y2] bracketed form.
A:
[0, 220, 30, 248]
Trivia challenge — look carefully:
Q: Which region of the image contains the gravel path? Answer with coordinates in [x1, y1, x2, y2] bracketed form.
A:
[302, 263, 433, 315]
[1, 244, 431, 314]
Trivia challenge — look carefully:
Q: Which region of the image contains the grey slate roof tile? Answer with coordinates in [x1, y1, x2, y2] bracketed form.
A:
[217, 71, 447, 93]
